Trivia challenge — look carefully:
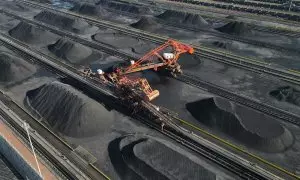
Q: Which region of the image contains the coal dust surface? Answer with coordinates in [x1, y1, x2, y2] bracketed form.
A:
[270, 86, 300, 107]
[9, 22, 59, 45]
[212, 41, 230, 49]
[48, 38, 103, 64]
[109, 135, 216, 180]
[186, 97, 294, 152]
[0, 53, 36, 83]
[226, 15, 237, 20]
[157, 10, 209, 28]
[215, 21, 252, 35]
[34, 11, 99, 34]
[25, 81, 115, 138]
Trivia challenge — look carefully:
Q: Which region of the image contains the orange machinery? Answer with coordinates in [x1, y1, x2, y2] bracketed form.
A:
[85, 39, 194, 101]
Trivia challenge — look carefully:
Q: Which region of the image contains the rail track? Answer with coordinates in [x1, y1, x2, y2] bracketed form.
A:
[154, 18, 300, 54]
[17, 0, 300, 83]
[177, 73, 300, 126]
[88, 1, 300, 38]
[168, 0, 300, 21]
[0, 95, 87, 180]
[147, 0, 300, 28]
[141, 102, 276, 180]
[0, 2, 297, 179]
[0, 34, 113, 180]
[0, 29, 281, 179]
[212, 0, 300, 12]
[2, 6, 300, 128]
[99, 0, 300, 38]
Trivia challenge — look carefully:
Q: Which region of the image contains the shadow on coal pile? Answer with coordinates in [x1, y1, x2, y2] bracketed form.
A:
[24, 81, 115, 138]
[186, 97, 294, 153]
[97, 0, 151, 15]
[48, 38, 103, 65]
[34, 11, 98, 34]
[270, 86, 300, 107]
[131, 16, 161, 31]
[0, 53, 36, 84]
[9, 22, 59, 45]
[156, 10, 209, 28]
[215, 21, 252, 36]
[178, 53, 202, 69]
[109, 135, 216, 180]
[71, 3, 101, 16]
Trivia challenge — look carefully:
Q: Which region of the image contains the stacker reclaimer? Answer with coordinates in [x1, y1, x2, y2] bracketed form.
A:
[80, 39, 194, 101]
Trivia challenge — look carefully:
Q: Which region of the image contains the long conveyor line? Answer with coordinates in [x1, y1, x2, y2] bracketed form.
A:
[167, 0, 300, 21]
[1, 6, 300, 128]
[0, 1, 298, 179]
[18, 0, 300, 86]
[0, 93, 91, 180]
[0, 28, 282, 179]
[153, 17, 300, 54]
[120, 0, 300, 37]
[169, 115, 300, 179]
[0, 35, 112, 180]
[211, 0, 300, 12]
[1, 8, 299, 128]
[148, 0, 300, 30]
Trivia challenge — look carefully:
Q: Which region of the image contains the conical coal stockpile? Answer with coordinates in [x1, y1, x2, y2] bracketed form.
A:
[216, 21, 251, 35]
[25, 81, 115, 138]
[9, 22, 58, 45]
[34, 11, 98, 34]
[131, 16, 160, 31]
[48, 38, 96, 64]
[0, 53, 36, 83]
[186, 97, 294, 152]
[108, 135, 216, 179]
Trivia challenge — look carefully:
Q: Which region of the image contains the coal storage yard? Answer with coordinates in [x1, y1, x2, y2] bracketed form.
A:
[0, 0, 300, 179]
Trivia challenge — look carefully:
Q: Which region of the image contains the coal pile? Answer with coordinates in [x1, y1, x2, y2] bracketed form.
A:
[186, 97, 294, 152]
[157, 10, 208, 28]
[131, 16, 160, 31]
[97, 1, 151, 14]
[269, 86, 300, 107]
[48, 38, 101, 64]
[25, 81, 115, 137]
[9, 22, 58, 45]
[108, 135, 216, 179]
[0, 53, 36, 83]
[177, 54, 202, 69]
[34, 11, 98, 34]
[216, 21, 251, 35]
[70, 3, 98, 16]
